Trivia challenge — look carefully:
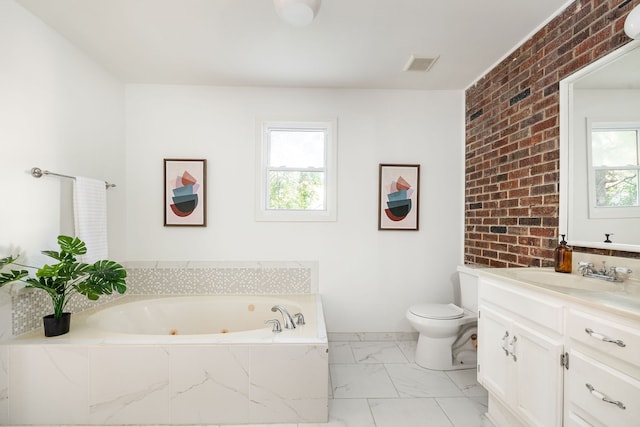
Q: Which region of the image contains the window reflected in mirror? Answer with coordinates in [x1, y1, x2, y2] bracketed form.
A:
[588, 122, 640, 216]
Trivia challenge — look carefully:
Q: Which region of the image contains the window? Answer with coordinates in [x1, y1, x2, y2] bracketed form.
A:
[588, 121, 640, 219]
[256, 120, 337, 221]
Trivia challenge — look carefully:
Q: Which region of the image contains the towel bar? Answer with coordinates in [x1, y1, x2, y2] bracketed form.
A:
[31, 167, 115, 189]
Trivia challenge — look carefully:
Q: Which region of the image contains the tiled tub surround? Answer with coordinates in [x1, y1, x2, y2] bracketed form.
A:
[0, 261, 323, 425]
[1, 293, 328, 425]
[7, 260, 316, 336]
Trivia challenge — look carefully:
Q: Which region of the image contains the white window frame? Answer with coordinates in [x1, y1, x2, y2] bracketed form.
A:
[587, 119, 640, 219]
[256, 119, 337, 222]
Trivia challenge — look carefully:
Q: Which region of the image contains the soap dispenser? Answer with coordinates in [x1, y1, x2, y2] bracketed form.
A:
[554, 234, 572, 273]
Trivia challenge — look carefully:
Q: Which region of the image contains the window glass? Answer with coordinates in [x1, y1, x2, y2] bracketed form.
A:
[589, 124, 640, 213]
[269, 130, 325, 168]
[268, 171, 325, 210]
[591, 130, 638, 166]
[594, 169, 638, 207]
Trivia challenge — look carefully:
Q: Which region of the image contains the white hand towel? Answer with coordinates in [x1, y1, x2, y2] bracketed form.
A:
[73, 176, 108, 263]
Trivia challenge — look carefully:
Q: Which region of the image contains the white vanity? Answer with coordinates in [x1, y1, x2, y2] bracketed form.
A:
[476, 260, 640, 427]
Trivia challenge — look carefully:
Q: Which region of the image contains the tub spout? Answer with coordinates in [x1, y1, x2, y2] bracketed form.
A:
[271, 305, 296, 329]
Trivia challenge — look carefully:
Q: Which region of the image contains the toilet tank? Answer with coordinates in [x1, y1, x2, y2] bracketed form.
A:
[457, 264, 480, 313]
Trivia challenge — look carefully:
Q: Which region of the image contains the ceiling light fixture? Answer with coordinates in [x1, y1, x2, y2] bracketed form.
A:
[274, 0, 321, 27]
[624, 4, 640, 39]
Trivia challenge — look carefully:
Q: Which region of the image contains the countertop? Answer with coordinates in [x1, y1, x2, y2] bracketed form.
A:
[476, 267, 640, 322]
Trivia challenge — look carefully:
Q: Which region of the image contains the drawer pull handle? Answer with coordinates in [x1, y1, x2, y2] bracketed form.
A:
[586, 383, 626, 410]
[509, 336, 518, 362]
[584, 328, 626, 347]
[501, 331, 510, 356]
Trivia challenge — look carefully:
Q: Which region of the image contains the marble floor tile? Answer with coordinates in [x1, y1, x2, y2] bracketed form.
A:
[330, 364, 398, 399]
[385, 363, 464, 398]
[222, 424, 294, 427]
[445, 369, 488, 398]
[299, 398, 376, 427]
[397, 340, 417, 363]
[329, 342, 356, 364]
[226, 424, 296, 427]
[350, 342, 409, 364]
[368, 398, 454, 427]
[436, 396, 488, 427]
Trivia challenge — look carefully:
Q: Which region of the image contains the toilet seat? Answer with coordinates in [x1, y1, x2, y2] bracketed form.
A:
[409, 303, 464, 320]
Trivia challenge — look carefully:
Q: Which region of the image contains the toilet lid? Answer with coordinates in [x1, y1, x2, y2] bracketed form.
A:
[409, 303, 464, 320]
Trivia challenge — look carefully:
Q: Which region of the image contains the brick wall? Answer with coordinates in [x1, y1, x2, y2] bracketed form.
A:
[464, 0, 639, 267]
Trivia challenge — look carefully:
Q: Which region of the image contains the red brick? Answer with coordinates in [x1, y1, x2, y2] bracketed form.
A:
[464, 0, 634, 267]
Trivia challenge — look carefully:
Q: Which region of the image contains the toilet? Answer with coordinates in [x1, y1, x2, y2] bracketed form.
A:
[406, 265, 479, 370]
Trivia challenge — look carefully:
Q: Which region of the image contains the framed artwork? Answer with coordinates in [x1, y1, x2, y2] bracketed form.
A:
[164, 158, 206, 226]
[378, 164, 420, 230]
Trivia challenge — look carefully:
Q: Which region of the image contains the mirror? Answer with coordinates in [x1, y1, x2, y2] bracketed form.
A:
[560, 40, 640, 252]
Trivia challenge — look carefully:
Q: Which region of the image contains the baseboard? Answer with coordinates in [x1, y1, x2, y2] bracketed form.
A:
[328, 331, 418, 342]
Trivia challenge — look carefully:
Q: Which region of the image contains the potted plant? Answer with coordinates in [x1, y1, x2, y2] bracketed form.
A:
[0, 235, 127, 336]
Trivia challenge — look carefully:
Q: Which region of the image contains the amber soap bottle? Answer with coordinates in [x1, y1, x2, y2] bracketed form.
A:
[554, 234, 572, 273]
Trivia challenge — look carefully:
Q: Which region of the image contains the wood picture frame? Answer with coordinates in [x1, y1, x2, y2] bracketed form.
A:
[164, 158, 206, 226]
[378, 163, 420, 230]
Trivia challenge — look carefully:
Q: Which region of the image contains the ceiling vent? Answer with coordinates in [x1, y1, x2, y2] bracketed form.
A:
[403, 55, 439, 72]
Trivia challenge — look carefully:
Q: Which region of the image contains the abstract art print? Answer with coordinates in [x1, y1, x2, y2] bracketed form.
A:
[164, 158, 206, 226]
[378, 164, 420, 230]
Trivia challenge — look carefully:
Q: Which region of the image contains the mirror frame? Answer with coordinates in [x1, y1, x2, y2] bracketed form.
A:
[559, 39, 640, 253]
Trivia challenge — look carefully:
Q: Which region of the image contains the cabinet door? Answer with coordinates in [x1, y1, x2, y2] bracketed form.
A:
[512, 321, 564, 427]
[478, 305, 513, 405]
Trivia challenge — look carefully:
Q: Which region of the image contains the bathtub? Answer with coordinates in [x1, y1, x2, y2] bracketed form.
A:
[2, 294, 328, 425]
[84, 294, 323, 341]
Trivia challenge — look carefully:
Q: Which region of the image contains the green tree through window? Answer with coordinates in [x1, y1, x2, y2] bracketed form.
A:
[269, 171, 324, 209]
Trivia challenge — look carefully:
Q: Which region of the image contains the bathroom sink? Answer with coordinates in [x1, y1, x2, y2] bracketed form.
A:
[500, 268, 620, 292]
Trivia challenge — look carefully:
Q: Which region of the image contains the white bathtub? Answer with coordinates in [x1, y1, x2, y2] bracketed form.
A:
[3, 294, 328, 425]
[84, 294, 323, 341]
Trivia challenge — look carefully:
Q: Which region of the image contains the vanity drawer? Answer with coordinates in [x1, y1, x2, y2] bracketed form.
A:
[479, 278, 563, 334]
[566, 308, 640, 369]
[565, 411, 597, 427]
[566, 350, 640, 427]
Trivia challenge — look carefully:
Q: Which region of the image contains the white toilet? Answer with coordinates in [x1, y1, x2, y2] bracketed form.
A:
[406, 265, 479, 370]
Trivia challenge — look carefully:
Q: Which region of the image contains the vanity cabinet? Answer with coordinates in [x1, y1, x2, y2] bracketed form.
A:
[478, 270, 640, 427]
[564, 307, 640, 426]
[478, 277, 564, 427]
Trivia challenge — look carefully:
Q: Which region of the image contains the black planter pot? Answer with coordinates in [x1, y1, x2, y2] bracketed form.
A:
[43, 312, 71, 337]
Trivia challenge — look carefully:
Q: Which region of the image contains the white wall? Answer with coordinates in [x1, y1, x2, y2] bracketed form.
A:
[0, 0, 126, 342]
[126, 85, 465, 332]
[0, 0, 127, 262]
[0, 0, 465, 335]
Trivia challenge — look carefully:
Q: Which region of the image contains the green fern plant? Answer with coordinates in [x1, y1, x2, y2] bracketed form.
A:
[0, 235, 127, 317]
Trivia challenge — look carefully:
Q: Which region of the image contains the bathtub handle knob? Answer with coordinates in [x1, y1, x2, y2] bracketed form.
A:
[265, 319, 282, 333]
[294, 313, 305, 326]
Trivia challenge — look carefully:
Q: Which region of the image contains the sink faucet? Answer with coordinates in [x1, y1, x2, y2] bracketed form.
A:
[271, 305, 296, 329]
[578, 262, 598, 276]
[578, 261, 632, 283]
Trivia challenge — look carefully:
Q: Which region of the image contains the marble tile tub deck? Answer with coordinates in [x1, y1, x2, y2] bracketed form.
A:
[13, 334, 490, 427]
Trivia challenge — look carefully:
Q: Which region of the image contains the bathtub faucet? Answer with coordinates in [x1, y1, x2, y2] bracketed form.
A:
[271, 305, 296, 329]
